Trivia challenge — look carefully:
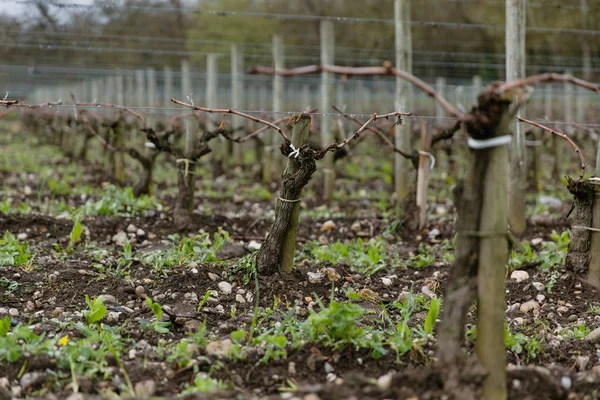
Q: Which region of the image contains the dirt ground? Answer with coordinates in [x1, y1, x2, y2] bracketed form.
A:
[2, 126, 600, 400]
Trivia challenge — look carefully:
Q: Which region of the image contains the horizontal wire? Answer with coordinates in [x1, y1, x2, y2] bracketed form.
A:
[5, 30, 596, 62]
[6, 0, 600, 36]
[8, 103, 600, 127]
[1, 41, 597, 74]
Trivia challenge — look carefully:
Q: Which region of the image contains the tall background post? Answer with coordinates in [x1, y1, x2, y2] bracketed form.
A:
[320, 20, 335, 202]
[506, 0, 527, 235]
[231, 45, 245, 166]
[394, 0, 412, 204]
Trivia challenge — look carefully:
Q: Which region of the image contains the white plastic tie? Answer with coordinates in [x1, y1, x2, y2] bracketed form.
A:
[418, 151, 436, 169]
[572, 225, 600, 233]
[176, 158, 195, 180]
[3, 91, 9, 101]
[288, 144, 300, 159]
[145, 142, 156, 149]
[278, 197, 302, 203]
[467, 135, 512, 150]
[186, 93, 195, 107]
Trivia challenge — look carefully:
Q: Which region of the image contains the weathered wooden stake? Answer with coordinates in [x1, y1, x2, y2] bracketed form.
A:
[320, 20, 335, 202]
[174, 60, 196, 229]
[135, 70, 145, 107]
[394, 0, 412, 203]
[507, 0, 527, 235]
[263, 35, 284, 183]
[231, 44, 245, 165]
[416, 119, 432, 229]
[437, 91, 514, 400]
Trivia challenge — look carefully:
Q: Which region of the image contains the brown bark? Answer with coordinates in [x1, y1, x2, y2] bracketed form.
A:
[437, 88, 513, 394]
[566, 179, 593, 275]
[257, 142, 317, 275]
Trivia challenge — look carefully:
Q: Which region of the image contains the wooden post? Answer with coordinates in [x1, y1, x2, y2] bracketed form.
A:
[437, 92, 513, 400]
[263, 35, 284, 183]
[163, 66, 173, 109]
[91, 80, 99, 103]
[435, 77, 446, 120]
[181, 60, 193, 153]
[115, 74, 124, 106]
[206, 54, 218, 131]
[231, 45, 245, 165]
[476, 114, 510, 400]
[301, 84, 311, 110]
[125, 73, 134, 106]
[588, 180, 600, 288]
[135, 70, 145, 107]
[580, 0, 592, 82]
[320, 20, 335, 202]
[544, 85, 560, 179]
[394, 0, 412, 203]
[146, 68, 157, 128]
[564, 70, 575, 135]
[174, 59, 196, 229]
[507, 0, 527, 235]
[472, 75, 482, 107]
[147, 68, 157, 107]
[416, 119, 432, 229]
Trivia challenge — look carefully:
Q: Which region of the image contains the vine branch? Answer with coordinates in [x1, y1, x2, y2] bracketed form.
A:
[171, 98, 290, 143]
[517, 116, 586, 182]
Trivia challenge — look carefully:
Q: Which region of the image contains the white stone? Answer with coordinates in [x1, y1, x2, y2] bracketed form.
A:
[17, 233, 28, 240]
[206, 339, 232, 357]
[320, 220, 336, 233]
[421, 285, 436, 298]
[307, 272, 325, 284]
[584, 327, 600, 342]
[235, 294, 246, 303]
[531, 238, 543, 246]
[208, 272, 219, 281]
[557, 306, 569, 314]
[106, 312, 120, 323]
[560, 376, 572, 390]
[428, 228, 440, 239]
[112, 231, 128, 246]
[510, 270, 529, 283]
[136, 229, 146, 237]
[191, 268, 198, 274]
[8, 308, 19, 317]
[23, 186, 32, 195]
[377, 374, 393, 390]
[126, 224, 137, 233]
[218, 281, 232, 294]
[381, 277, 393, 287]
[536, 294, 545, 302]
[520, 300, 539, 313]
[532, 282, 545, 291]
[248, 241, 262, 251]
[576, 355, 590, 371]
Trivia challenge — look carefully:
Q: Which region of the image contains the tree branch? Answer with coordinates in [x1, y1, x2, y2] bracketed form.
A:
[431, 121, 462, 145]
[316, 109, 411, 159]
[171, 98, 290, 143]
[517, 116, 586, 182]
[248, 62, 462, 119]
[497, 73, 600, 94]
[75, 102, 146, 126]
[331, 105, 417, 165]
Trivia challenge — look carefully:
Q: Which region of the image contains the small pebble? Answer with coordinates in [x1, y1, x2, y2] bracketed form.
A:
[510, 270, 529, 283]
[218, 281, 232, 294]
[135, 286, 145, 298]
